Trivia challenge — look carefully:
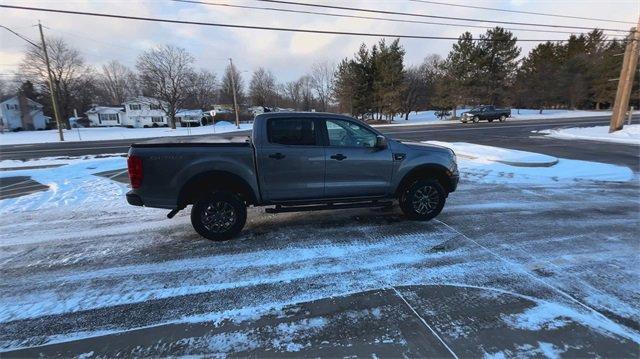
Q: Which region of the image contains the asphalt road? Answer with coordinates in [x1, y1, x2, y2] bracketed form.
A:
[1, 115, 638, 168]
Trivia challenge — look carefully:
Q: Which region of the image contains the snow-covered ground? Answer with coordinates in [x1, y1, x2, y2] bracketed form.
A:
[536, 124, 640, 145]
[0, 110, 632, 145]
[0, 144, 638, 355]
[427, 141, 633, 184]
[383, 109, 635, 127]
[0, 121, 252, 145]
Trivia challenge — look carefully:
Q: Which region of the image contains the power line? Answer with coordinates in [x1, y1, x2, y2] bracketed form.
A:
[0, 4, 628, 42]
[0, 24, 40, 48]
[254, 0, 629, 33]
[171, 0, 622, 36]
[408, 0, 635, 25]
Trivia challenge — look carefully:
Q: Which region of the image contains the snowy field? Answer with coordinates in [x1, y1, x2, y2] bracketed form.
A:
[0, 121, 252, 145]
[0, 143, 638, 356]
[383, 109, 635, 127]
[536, 124, 640, 145]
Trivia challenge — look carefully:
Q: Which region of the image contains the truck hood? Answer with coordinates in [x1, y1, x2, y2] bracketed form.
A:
[399, 140, 454, 154]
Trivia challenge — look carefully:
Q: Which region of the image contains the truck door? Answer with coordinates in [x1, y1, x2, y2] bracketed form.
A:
[322, 118, 394, 198]
[256, 117, 325, 201]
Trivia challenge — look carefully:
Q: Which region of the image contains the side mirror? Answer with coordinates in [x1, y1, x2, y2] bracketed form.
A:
[375, 135, 388, 149]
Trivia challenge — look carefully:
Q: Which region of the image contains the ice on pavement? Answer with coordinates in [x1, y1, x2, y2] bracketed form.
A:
[537, 124, 640, 145]
[425, 141, 633, 184]
[0, 145, 638, 351]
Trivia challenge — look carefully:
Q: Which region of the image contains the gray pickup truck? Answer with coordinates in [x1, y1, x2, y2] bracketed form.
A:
[460, 105, 510, 123]
[127, 112, 458, 240]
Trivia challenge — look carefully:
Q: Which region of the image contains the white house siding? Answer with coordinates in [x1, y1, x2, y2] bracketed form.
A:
[85, 107, 125, 127]
[0, 96, 47, 130]
[122, 97, 168, 128]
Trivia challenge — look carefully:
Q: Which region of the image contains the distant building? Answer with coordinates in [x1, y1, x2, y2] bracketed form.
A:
[122, 97, 168, 128]
[0, 95, 47, 131]
[85, 106, 126, 127]
[176, 109, 204, 127]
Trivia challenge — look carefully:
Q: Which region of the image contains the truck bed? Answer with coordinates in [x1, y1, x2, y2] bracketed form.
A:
[131, 132, 252, 148]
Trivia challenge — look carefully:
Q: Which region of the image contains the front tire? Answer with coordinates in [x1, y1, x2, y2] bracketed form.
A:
[473, 116, 480, 123]
[191, 191, 247, 241]
[399, 179, 446, 221]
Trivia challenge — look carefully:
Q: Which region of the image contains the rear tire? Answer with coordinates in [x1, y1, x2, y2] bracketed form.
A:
[399, 179, 446, 221]
[499, 115, 506, 122]
[191, 191, 247, 241]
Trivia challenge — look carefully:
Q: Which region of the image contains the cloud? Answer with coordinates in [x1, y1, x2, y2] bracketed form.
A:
[0, 0, 636, 86]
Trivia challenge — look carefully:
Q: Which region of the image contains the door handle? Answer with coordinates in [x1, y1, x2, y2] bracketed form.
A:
[330, 153, 347, 161]
[268, 152, 286, 160]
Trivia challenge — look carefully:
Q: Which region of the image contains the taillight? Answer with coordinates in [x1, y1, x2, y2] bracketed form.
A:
[127, 155, 143, 189]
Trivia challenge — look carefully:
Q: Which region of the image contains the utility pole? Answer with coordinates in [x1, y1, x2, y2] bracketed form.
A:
[38, 22, 64, 141]
[228, 58, 240, 129]
[610, 17, 640, 133]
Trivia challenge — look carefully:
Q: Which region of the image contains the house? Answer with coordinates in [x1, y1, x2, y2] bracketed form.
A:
[176, 109, 204, 127]
[122, 96, 168, 128]
[85, 106, 126, 127]
[0, 95, 47, 131]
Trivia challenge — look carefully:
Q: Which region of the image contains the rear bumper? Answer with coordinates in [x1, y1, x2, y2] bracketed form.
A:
[126, 191, 144, 206]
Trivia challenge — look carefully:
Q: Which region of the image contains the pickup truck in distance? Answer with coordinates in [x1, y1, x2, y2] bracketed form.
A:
[460, 105, 510, 123]
[126, 112, 459, 241]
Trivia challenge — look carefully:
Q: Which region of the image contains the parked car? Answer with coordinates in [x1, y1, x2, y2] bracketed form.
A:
[460, 105, 510, 123]
[126, 112, 459, 240]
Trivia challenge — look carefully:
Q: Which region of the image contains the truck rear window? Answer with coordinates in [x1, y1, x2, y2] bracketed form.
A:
[267, 118, 316, 146]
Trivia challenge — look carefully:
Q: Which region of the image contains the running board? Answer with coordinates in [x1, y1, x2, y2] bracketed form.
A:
[265, 201, 393, 214]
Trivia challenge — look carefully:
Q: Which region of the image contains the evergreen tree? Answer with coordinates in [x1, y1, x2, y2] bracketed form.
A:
[442, 32, 481, 116]
[516, 42, 562, 112]
[476, 27, 521, 105]
[372, 39, 406, 121]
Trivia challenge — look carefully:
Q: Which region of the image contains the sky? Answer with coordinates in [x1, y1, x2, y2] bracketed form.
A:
[0, 0, 638, 85]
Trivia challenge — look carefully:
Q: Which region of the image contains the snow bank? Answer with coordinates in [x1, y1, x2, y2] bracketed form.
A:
[425, 141, 634, 184]
[426, 141, 558, 166]
[0, 122, 252, 145]
[0, 155, 128, 215]
[536, 124, 640, 145]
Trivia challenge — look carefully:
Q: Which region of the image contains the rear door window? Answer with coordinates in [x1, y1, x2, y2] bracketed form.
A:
[267, 118, 317, 146]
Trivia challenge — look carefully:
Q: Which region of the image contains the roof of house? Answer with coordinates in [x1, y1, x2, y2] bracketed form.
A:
[85, 106, 125, 114]
[0, 95, 43, 108]
[176, 109, 203, 117]
[123, 96, 167, 105]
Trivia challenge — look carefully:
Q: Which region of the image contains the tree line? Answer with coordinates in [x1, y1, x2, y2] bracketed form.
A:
[1, 26, 638, 128]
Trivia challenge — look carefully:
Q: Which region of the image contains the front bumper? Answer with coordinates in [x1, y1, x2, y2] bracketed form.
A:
[449, 174, 459, 192]
[126, 191, 144, 206]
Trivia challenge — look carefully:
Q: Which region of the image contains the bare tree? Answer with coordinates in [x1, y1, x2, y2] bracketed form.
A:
[282, 80, 303, 109]
[310, 61, 334, 112]
[249, 67, 276, 107]
[299, 75, 315, 111]
[96, 60, 138, 106]
[400, 55, 444, 121]
[219, 63, 244, 106]
[186, 69, 218, 109]
[19, 37, 94, 126]
[137, 45, 195, 129]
